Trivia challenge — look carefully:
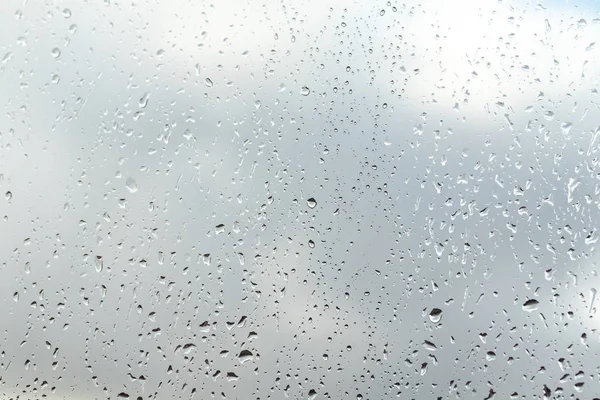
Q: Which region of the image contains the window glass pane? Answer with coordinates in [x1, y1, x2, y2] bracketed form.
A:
[1, 0, 599, 399]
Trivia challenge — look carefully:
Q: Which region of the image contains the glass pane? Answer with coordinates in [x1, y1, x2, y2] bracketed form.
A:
[1, 0, 599, 399]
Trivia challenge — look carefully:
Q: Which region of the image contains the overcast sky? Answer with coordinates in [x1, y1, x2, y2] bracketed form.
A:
[1, 0, 600, 399]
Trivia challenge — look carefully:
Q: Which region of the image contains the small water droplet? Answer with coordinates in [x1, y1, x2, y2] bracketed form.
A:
[5, 191, 12, 200]
[308, 240, 315, 248]
[307, 197, 317, 209]
[62, 8, 72, 18]
[125, 177, 138, 193]
[205, 78, 213, 87]
[428, 308, 442, 323]
[589, 288, 597, 313]
[226, 372, 239, 381]
[308, 389, 317, 400]
[94, 256, 103, 273]
[522, 298, 539, 312]
[423, 340, 437, 351]
[2, 52, 13, 64]
[301, 86, 310, 96]
[238, 349, 253, 363]
[138, 92, 150, 108]
[182, 343, 196, 353]
[51, 48, 61, 59]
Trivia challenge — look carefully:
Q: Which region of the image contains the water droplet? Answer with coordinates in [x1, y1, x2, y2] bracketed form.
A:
[301, 86, 310, 96]
[423, 340, 437, 351]
[237, 252, 245, 265]
[62, 8, 72, 18]
[428, 308, 442, 323]
[182, 343, 196, 353]
[307, 197, 317, 209]
[125, 177, 138, 193]
[308, 240, 315, 248]
[117, 393, 130, 399]
[5, 191, 12, 200]
[561, 122, 572, 135]
[2, 52, 13, 64]
[522, 298, 539, 312]
[94, 256, 103, 273]
[138, 92, 150, 108]
[589, 288, 597, 313]
[226, 372, 239, 381]
[238, 349, 253, 363]
[308, 389, 317, 400]
[51, 48, 61, 59]
[205, 78, 213, 87]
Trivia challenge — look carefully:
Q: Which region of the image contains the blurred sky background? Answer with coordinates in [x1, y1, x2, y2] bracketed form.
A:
[2, 0, 600, 399]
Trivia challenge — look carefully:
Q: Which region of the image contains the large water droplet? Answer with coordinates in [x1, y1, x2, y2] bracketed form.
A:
[307, 197, 317, 209]
[51, 48, 61, 59]
[301, 86, 310, 96]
